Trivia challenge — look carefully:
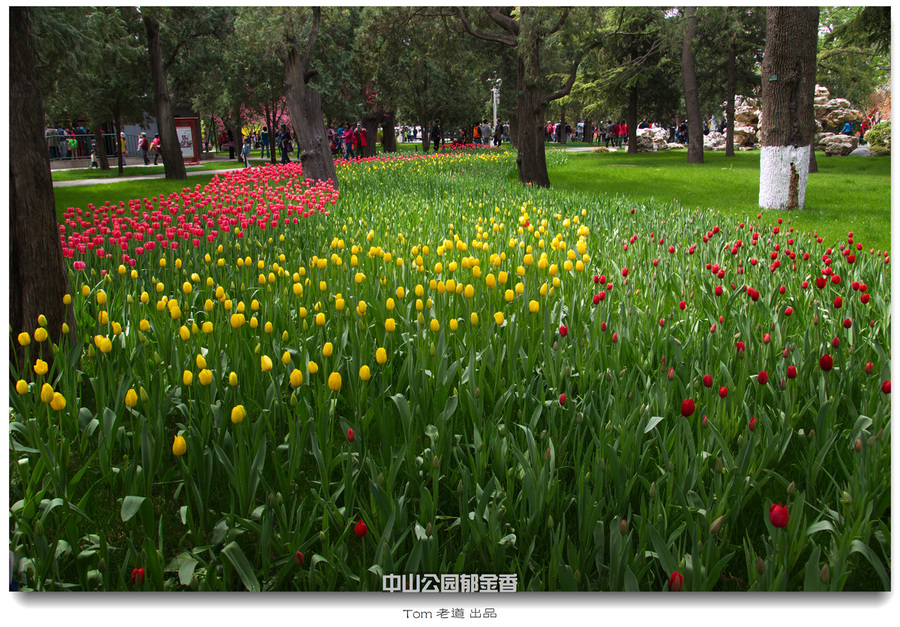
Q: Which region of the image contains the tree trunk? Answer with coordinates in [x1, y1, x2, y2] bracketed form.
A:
[808, 145, 818, 174]
[583, 120, 593, 145]
[266, 104, 278, 165]
[381, 109, 397, 153]
[94, 125, 110, 170]
[559, 110, 567, 145]
[145, 13, 187, 180]
[508, 114, 518, 148]
[362, 107, 383, 158]
[725, 30, 737, 157]
[627, 86, 638, 154]
[283, 46, 337, 186]
[516, 57, 550, 188]
[10, 7, 76, 380]
[114, 115, 124, 174]
[682, 7, 704, 164]
[758, 6, 819, 210]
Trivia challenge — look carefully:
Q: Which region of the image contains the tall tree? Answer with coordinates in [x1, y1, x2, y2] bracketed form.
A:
[10, 7, 75, 378]
[758, 6, 819, 210]
[458, 7, 600, 187]
[144, 10, 188, 180]
[681, 7, 703, 163]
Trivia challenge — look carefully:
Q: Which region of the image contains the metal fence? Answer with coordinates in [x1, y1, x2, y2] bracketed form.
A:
[45, 132, 146, 162]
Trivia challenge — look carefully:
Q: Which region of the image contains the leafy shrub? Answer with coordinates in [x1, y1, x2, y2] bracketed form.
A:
[865, 121, 890, 151]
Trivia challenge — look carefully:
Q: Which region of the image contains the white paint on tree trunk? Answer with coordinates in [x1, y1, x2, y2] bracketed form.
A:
[759, 145, 811, 209]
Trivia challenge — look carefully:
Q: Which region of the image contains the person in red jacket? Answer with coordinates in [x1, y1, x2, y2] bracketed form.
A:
[618, 121, 627, 148]
[356, 122, 367, 156]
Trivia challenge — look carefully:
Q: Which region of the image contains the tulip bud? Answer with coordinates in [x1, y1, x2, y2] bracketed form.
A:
[867, 436, 875, 448]
[787, 481, 796, 497]
[576, 412, 583, 424]
[702, 415, 709, 429]
[295, 551, 305, 567]
[267, 494, 276, 510]
[820, 563, 831, 584]
[667, 367, 675, 381]
[433, 455, 440, 469]
[600, 458, 606, 471]
[841, 491, 852, 504]
[547, 515, 554, 529]
[854, 438, 863, 452]
[876, 428, 884, 440]
[474, 387, 481, 399]
[737, 435, 744, 447]
[426, 522, 433, 537]
[619, 518, 629, 536]
[543, 447, 551, 461]
[34, 519, 44, 537]
[715, 457, 724, 474]
[668, 460, 674, 472]
[808, 429, 815, 440]
[649, 481, 657, 499]
[710, 515, 725, 535]
[756, 556, 766, 575]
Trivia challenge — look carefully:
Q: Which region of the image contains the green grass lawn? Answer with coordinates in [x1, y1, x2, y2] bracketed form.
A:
[54, 146, 891, 253]
[549, 149, 892, 253]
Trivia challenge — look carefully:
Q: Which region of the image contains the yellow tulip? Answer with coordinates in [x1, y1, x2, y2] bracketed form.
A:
[202, 321, 213, 334]
[430, 319, 440, 333]
[282, 351, 292, 366]
[16, 380, 28, 395]
[172, 435, 187, 456]
[231, 405, 246, 425]
[261, 355, 273, 372]
[183, 370, 193, 386]
[529, 300, 540, 313]
[290, 369, 304, 387]
[471, 312, 479, 326]
[199, 369, 212, 386]
[50, 392, 66, 411]
[34, 327, 48, 343]
[179, 326, 190, 341]
[376, 348, 387, 365]
[494, 312, 505, 326]
[125, 388, 138, 408]
[449, 319, 459, 332]
[33, 359, 48, 376]
[17, 332, 30, 346]
[385, 318, 396, 333]
[323, 342, 334, 358]
[40, 383, 54, 403]
[359, 365, 371, 381]
[316, 313, 326, 327]
[97, 291, 107, 305]
[328, 372, 342, 392]
[230, 313, 245, 329]
[308, 360, 319, 374]
[99, 337, 112, 353]
[229, 372, 238, 386]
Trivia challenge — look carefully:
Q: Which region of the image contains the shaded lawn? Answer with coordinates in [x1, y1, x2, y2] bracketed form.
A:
[550, 149, 892, 253]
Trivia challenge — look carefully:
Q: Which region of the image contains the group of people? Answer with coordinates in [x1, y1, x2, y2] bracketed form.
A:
[45, 124, 91, 160]
[327, 122, 369, 160]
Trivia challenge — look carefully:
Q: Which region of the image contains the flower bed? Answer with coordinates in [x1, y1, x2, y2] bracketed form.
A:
[10, 150, 891, 591]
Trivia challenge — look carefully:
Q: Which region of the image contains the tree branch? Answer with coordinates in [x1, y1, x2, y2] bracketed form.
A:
[456, 7, 515, 46]
[537, 7, 569, 37]
[542, 40, 603, 105]
[483, 7, 520, 37]
[300, 7, 321, 74]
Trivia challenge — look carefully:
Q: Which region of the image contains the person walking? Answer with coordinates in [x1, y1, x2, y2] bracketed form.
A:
[356, 122, 367, 156]
[430, 119, 442, 153]
[139, 132, 150, 165]
[241, 136, 251, 168]
[260, 126, 269, 159]
[280, 126, 293, 164]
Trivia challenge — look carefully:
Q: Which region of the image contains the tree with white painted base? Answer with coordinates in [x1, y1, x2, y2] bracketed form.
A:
[758, 7, 819, 210]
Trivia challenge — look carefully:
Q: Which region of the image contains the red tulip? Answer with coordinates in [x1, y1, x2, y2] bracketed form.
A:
[861, 293, 870, 304]
[347, 428, 355, 443]
[559, 325, 568, 337]
[131, 567, 145, 586]
[681, 399, 695, 417]
[815, 277, 827, 289]
[769, 503, 789, 528]
[787, 365, 797, 379]
[592, 294, 601, 306]
[843, 318, 852, 329]
[702, 374, 712, 388]
[784, 307, 793, 316]
[865, 362, 874, 375]
[820, 354, 833, 371]
[679, 301, 686, 310]
[659, 318, 666, 327]
[833, 296, 843, 309]
[882, 380, 891, 394]
[354, 520, 368, 538]
[758, 370, 769, 385]
[749, 416, 757, 431]
[559, 393, 567, 406]
[736, 341, 745, 354]
[295, 551, 305, 567]
[669, 571, 684, 591]
[612, 332, 618, 343]
[621, 268, 629, 277]
[762, 333, 770, 344]
[719, 386, 728, 398]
